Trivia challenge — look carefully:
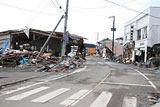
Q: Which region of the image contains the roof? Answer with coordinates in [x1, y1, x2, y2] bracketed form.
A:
[55, 32, 87, 40]
[98, 38, 111, 43]
[125, 7, 160, 26]
[0, 28, 87, 40]
[84, 43, 96, 48]
[115, 37, 123, 40]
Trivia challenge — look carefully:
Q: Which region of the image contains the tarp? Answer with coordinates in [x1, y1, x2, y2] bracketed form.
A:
[0, 40, 9, 55]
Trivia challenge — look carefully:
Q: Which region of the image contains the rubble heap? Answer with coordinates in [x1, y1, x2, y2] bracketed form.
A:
[0, 49, 59, 67]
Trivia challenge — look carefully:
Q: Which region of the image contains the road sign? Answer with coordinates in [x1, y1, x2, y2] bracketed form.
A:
[65, 31, 70, 36]
[64, 36, 69, 41]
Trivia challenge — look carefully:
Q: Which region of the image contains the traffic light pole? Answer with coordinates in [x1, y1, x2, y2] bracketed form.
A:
[61, 0, 69, 57]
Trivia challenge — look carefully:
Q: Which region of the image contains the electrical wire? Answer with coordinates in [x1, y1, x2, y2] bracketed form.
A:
[25, 1, 52, 28]
[54, 0, 66, 12]
[105, 0, 160, 20]
[50, 0, 64, 13]
[71, 0, 138, 10]
[0, 2, 57, 16]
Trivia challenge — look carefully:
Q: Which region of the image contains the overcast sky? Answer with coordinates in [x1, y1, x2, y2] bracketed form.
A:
[0, 0, 159, 44]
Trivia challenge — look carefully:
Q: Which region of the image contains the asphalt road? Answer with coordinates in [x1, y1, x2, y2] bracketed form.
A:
[0, 56, 159, 107]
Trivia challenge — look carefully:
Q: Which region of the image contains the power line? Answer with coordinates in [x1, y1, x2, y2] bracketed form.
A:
[105, 0, 160, 20]
[50, 0, 63, 13]
[0, 2, 57, 16]
[54, 0, 66, 12]
[25, 1, 52, 27]
[71, 0, 138, 10]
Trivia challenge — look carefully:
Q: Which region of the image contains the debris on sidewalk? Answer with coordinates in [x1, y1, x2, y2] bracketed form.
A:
[0, 47, 86, 73]
[148, 92, 160, 106]
[0, 29, 87, 72]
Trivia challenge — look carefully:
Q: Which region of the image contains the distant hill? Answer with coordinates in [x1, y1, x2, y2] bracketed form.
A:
[84, 43, 96, 48]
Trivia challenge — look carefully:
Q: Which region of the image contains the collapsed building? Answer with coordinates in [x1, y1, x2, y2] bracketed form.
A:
[0, 28, 87, 68]
[0, 28, 86, 56]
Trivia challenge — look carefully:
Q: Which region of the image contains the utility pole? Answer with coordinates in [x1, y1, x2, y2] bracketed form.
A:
[109, 16, 116, 59]
[61, 0, 69, 57]
[95, 32, 99, 55]
[96, 32, 99, 43]
[35, 15, 64, 61]
[95, 32, 99, 44]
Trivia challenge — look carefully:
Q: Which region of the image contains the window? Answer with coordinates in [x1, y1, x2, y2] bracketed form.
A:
[143, 26, 147, 39]
[130, 36, 133, 41]
[130, 25, 134, 41]
[137, 29, 141, 40]
[131, 25, 134, 29]
[125, 36, 127, 41]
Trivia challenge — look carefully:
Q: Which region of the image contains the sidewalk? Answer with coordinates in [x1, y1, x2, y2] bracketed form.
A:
[0, 67, 52, 89]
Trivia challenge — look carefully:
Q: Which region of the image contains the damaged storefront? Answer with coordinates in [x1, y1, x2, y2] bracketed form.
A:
[0, 29, 87, 71]
[148, 44, 160, 68]
[10, 29, 62, 57]
[123, 41, 135, 63]
[132, 40, 147, 65]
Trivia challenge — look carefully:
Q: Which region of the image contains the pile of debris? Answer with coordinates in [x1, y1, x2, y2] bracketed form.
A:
[47, 55, 84, 72]
[148, 92, 160, 106]
[0, 49, 59, 67]
[0, 48, 86, 73]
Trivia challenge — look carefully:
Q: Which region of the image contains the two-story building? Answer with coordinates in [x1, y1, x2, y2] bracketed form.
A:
[123, 7, 160, 63]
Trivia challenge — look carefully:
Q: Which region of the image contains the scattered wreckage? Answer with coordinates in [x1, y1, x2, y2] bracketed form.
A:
[0, 28, 87, 72]
[0, 47, 85, 72]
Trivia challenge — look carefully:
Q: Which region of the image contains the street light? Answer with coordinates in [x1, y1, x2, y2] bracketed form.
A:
[109, 16, 116, 60]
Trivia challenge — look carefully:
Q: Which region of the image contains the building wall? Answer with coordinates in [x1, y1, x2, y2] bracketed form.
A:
[149, 7, 160, 47]
[124, 7, 160, 62]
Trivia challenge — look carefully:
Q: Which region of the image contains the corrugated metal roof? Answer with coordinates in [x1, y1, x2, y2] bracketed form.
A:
[0, 28, 87, 40]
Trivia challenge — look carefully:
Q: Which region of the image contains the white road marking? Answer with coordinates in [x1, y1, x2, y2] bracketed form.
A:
[31, 88, 70, 103]
[1, 66, 87, 96]
[134, 69, 157, 90]
[102, 81, 152, 87]
[75, 66, 87, 73]
[6, 87, 49, 100]
[90, 91, 112, 107]
[2, 82, 44, 95]
[122, 96, 137, 107]
[126, 72, 153, 76]
[60, 89, 91, 106]
[41, 66, 87, 82]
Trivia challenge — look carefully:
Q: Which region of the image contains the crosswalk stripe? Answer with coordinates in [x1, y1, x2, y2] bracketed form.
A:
[122, 96, 137, 107]
[90, 91, 112, 107]
[31, 88, 70, 103]
[2, 82, 44, 95]
[6, 87, 49, 101]
[60, 89, 91, 106]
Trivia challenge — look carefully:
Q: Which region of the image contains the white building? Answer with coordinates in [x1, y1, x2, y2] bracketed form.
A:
[123, 7, 160, 63]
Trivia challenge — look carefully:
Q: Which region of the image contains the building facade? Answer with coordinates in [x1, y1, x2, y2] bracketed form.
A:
[0, 28, 86, 56]
[123, 7, 160, 63]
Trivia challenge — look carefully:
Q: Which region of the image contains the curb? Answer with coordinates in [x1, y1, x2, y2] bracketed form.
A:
[0, 76, 37, 89]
